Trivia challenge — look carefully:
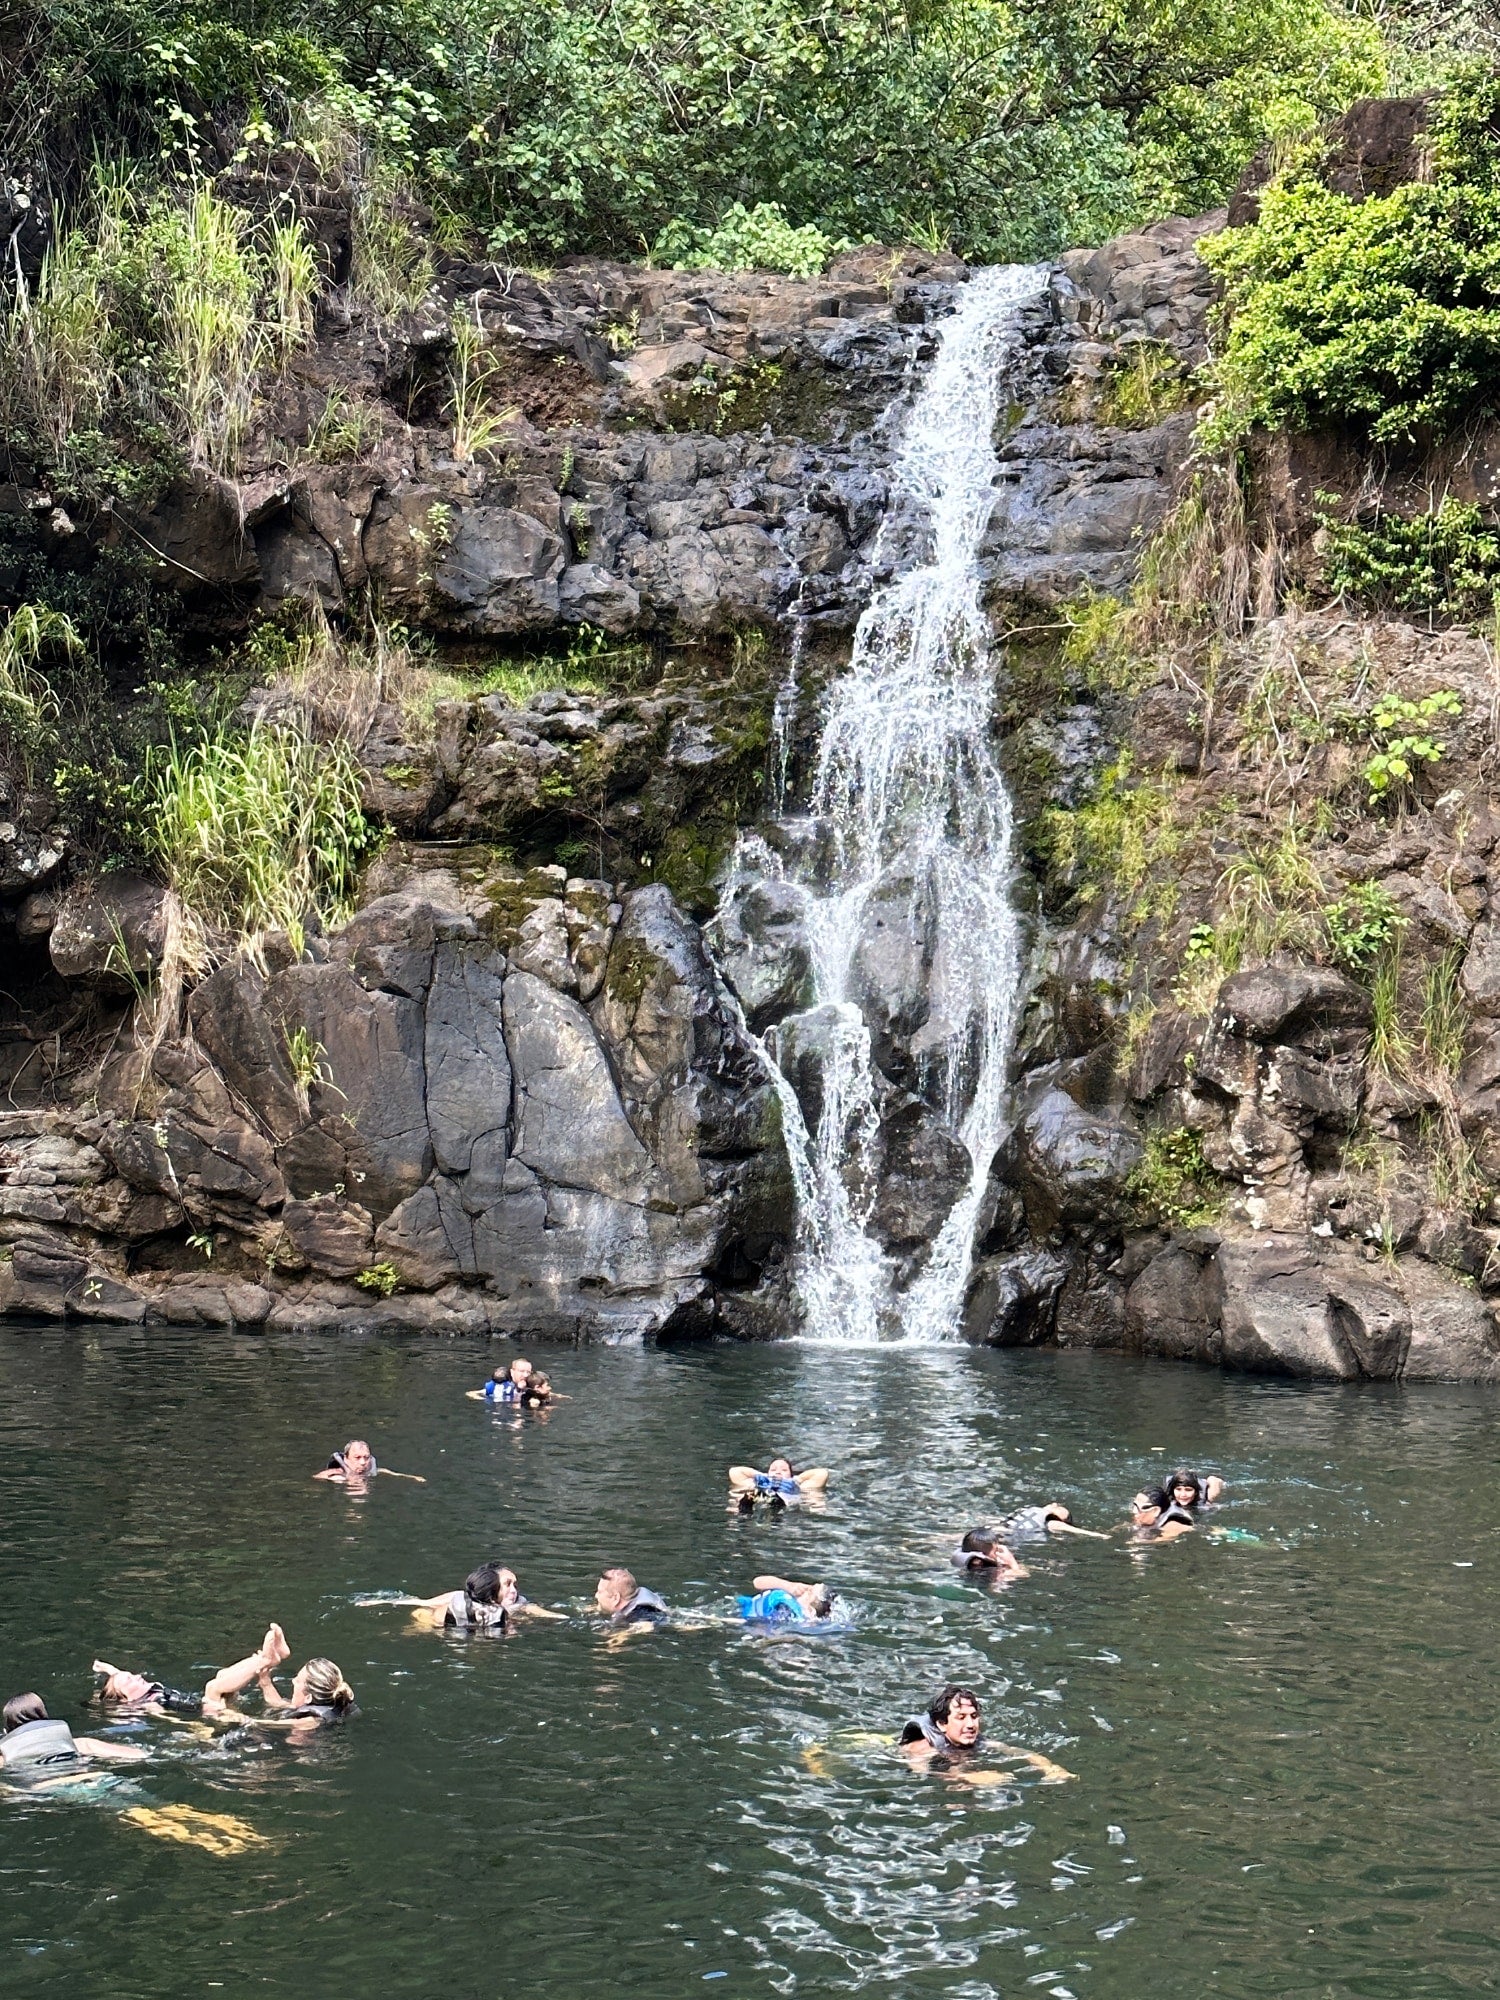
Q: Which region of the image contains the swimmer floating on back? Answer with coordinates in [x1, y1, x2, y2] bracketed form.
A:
[995, 1502, 1107, 1542]
[91, 1662, 204, 1720]
[728, 1456, 830, 1507]
[0, 1692, 150, 1786]
[736, 1575, 836, 1624]
[313, 1439, 425, 1487]
[203, 1623, 355, 1728]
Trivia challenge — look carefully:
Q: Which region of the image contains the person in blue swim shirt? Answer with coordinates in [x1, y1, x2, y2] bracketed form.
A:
[727, 1455, 830, 1503]
[736, 1575, 835, 1623]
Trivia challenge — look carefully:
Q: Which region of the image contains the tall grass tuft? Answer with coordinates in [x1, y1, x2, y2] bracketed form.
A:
[3, 192, 125, 470]
[1421, 948, 1470, 1077]
[148, 721, 372, 945]
[3, 170, 319, 480]
[448, 308, 515, 464]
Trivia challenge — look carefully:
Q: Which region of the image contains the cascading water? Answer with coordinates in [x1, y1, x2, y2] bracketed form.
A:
[722, 264, 1047, 1345]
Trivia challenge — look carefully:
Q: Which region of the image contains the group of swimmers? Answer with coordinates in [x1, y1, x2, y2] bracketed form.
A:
[0, 1347, 1232, 1800]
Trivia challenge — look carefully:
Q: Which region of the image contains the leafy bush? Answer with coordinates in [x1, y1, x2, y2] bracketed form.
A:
[1126, 1126, 1228, 1227]
[1359, 689, 1462, 803]
[1320, 498, 1500, 622]
[1324, 880, 1406, 968]
[652, 203, 841, 277]
[1201, 72, 1500, 447]
[20, 0, 1383, 266]
[355, 1260, 402, 1297]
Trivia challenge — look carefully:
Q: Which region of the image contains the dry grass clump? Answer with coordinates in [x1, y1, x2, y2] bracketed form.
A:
[2, 170, 318, 477]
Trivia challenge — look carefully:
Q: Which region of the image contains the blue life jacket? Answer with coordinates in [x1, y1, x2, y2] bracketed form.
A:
[753, 1471, 800, 1498]
[736, 1588, 808, 1623]
[482, 1380, 521, 1403]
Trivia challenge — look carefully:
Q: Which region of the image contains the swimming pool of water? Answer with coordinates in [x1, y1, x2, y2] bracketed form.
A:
[1, 1327, 1498, 1999]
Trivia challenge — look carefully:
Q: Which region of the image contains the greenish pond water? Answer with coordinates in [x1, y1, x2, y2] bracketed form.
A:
[1, 1328, 1498, 2000]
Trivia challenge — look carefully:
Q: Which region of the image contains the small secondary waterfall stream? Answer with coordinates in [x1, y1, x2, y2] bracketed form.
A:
[724, 264, 1047, 1344]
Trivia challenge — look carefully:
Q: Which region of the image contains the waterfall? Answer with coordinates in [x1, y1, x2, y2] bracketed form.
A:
[723, 263, 1047, 1345]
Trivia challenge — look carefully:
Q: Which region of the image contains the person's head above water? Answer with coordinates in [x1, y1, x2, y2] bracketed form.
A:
[464, 1563, 521, 1613]
[295, 1657, 355, 1714]
[96, 1669, 158, 1704]
[339, 1440, 374, 1476]
[928, 1684, 982, 1748]
[1167, 1470, 1204, 1507]
[767, 1456, 795, 1480]
[510, 1358, 533, 1386]
[1041, 1503, 1072, 1526]
[961, 1530, 1000, 1557]
[2, 1693, 47, 1732]
[595, 1567, 638, 1614]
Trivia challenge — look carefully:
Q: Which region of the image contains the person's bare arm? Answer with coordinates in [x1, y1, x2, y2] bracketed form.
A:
[375, 1468, 426, 1483]
[795, 1468, 830, 1492]
[752, 1573, 805, 1593]
[312, 1467, 342, 1482]
[515, 1603, 568, 1621]
[984, 1740, 1075, 1782]
[73, 1735, 151, 1763]
[728, 1465, 759, 1490]
[1204, 1476, 1226, 1502]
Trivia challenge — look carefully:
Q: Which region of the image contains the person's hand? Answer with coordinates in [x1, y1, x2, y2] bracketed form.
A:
[260, 1623, 291, 1669]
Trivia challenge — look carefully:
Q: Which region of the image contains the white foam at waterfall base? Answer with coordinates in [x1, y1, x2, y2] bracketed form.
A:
[727, 263, 1047, 1345]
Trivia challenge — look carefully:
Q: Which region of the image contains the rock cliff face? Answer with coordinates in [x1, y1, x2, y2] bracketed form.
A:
[10, 145, 1500, 1374]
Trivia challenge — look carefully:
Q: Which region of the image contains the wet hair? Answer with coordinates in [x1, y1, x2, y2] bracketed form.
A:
[767, 1456, 796, 1478]
[3, 1693, 47, 1732]
[1044, 1504, 1073, 1523]
[491, 1366, 509, 1382]
[302, 1658, 355, 1713]
[1167, 1470, 1204, 1505]
[928, 1684, 980, 1726]
[960, 1530, 998, 1555]
[464, 1563, 504, 1608]
[600, 1566, 636, 1602]
[806, 1584, 834, 1617]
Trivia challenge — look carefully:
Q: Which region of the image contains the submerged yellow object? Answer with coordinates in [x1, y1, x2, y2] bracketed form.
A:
[121, 1804, 270, 1856]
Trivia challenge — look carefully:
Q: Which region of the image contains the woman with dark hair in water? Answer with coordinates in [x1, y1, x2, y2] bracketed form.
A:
[1131, 1468, 1226, 1536]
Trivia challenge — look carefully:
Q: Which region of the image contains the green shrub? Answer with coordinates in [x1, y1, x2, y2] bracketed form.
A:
[652, 203, 842, 277]
[1126, 1126, 1228, 1227]
[1201, 72, 1500, 448]
[355, 1260, 402, 1297]
[1359, 689, 1462, 803]
[23, 0, 1382, 268]
[148, 721, 374, 943]
[1321, 498, 1500, 622]
[1324, 880, 1405, 968]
